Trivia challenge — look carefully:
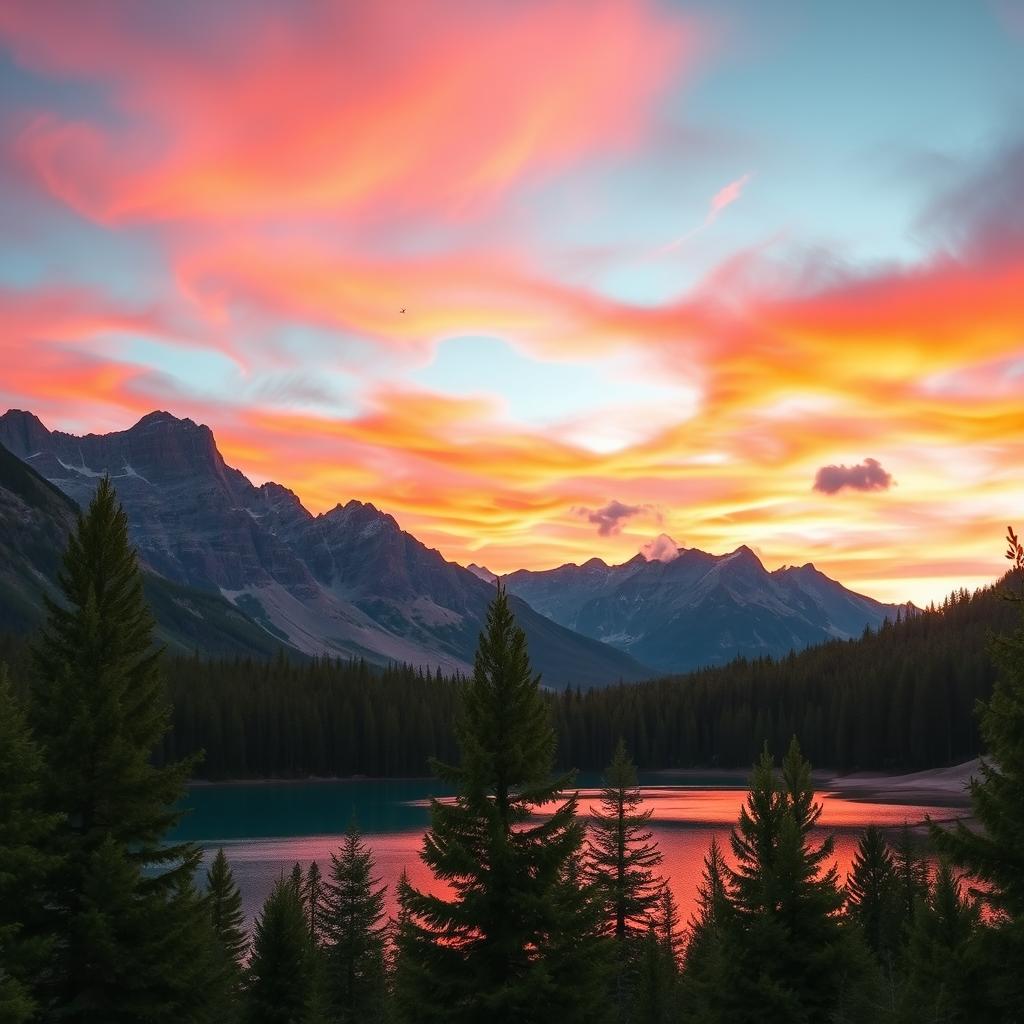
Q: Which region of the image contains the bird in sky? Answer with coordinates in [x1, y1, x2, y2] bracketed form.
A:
[399, 307, 406, 314]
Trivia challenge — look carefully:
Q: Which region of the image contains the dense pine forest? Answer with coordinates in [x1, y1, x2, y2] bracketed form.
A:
[1, 569, 1014, 781]
[16, 576, 1016, 779]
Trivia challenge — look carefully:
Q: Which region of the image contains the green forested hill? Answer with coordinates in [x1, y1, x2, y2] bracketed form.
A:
[141, 572, 1019, 776]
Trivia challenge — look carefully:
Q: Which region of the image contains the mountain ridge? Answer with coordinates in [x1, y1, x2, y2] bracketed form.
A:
[0, 409, 649, 687]
[503, 539, 907, 673]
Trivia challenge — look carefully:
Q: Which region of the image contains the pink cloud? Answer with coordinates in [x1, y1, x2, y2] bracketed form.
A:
[1, 0, 703, 225]
[661, 170, 753, 251]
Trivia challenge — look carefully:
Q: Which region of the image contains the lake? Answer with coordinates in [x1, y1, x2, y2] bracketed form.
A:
[172, 776, 971, 932]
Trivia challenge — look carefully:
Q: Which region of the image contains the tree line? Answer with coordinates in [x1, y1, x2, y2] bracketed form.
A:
[167, 572, 1014, 777]
[2, 482, 1022, 1022]
[0, 542, 1013, 783]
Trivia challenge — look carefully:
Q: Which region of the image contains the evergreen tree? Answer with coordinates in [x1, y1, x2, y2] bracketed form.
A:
[28, 478, 212, 1021]
[247, 876, 319, 1024]
[893, 825, 929, 940]
[587, 739, 665, 940]
[654, 885, 684, 972]
[586, 739, 664, 1022]
[304, 860, 325, 945]
[634, 887, 683, 1024]
[0, 667, 59, 1023]
[847, 826, 901, 969]
[321, 823, 387, 1024]
[679, 838, 733, 1023]
[719, 740, 854, 1023]
[933, 529, 1024, 1016]
[396, 585, 609, 1023]
[898, 862, 980, 1024]
[207, 848, 248, 967]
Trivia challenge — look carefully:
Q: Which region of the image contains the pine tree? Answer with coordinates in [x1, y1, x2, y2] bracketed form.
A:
[247, 876, 319, 1024]
[396, 585, 609, 1024]
[898, 862, 980, 1023]
[654, 885, 684, 971]
[720, 740, 853, 1023]
[893, 824, 929, 940]
[587, 739, 665, 941]
[932, 531, 1024, 1015]
[0, 667, 59, 1023]
[679, 838, 733, 1023]
[28, 477, 212, 1021]
[634, 887, 683, 1024]
[321, 823, 387, 1024]
[586, 739, 664, 1022]
[208, 848, 248, 966]
[304, 860, 325, 945]
[847, 826, 901, 967]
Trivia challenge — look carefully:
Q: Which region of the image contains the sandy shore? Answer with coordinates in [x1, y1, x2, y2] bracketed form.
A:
[821, 759, 978, 807]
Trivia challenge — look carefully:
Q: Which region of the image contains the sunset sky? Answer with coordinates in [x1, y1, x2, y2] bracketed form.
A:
[1, 0, 1022, 605]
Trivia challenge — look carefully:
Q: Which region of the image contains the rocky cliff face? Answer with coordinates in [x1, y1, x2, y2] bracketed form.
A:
[0, 437, 299, 658]
[0, 410, 650, 687]
[504, 544, 906, 673]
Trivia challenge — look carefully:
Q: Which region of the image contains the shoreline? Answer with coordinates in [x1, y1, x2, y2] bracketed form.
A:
[187, 759, 978, 808]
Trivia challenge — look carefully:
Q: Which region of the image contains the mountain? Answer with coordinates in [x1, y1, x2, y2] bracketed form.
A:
[503, 543, 907, 673]
[466, 563, 498, 583]
[0, 438, 297, 658]
[0, 410, 649, 687]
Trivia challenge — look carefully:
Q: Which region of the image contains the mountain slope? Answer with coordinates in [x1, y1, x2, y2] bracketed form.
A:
[0, 439, 295, 657]
[0, 410, 649, 687]
[504, 543, 906, 673]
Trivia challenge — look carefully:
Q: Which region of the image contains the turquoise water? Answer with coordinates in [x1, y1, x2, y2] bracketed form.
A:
[174, 778, 968, 933]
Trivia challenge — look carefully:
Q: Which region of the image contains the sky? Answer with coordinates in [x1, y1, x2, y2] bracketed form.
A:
[0, 0, 1022, 605]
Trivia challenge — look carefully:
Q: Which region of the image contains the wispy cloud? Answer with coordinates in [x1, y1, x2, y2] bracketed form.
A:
[661, 171, 753, 252]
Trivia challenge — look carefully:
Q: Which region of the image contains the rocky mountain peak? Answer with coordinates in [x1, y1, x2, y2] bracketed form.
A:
[0, 409, 52, 454]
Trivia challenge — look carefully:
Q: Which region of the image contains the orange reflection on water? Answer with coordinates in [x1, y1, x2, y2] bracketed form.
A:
[205, 786, 970, 934]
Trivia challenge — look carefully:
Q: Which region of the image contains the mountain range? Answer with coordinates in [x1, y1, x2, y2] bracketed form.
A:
[0, 410, 647, 686]
[504, 547, 906, 673]
[0, 408, 905, 683]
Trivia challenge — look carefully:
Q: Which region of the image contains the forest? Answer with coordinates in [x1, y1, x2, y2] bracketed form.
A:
[2, 569, 1010, 782]
[2, 482, 1023, 1022]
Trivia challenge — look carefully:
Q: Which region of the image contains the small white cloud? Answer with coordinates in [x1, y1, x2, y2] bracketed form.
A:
[641, 533, 680, 563]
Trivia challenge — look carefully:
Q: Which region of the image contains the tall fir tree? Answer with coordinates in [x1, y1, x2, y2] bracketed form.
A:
[321, 823, 388, 1024]
[586, 739, 665, 1021]
[719, 740, 856, 1023]
[247, 876, 320, 1024]
[304, 860, 325, 945]
[207, 848, 248, 968]
[679, 838, 733, 1024]
[586, 739, 665, 941]
[933, 529, 1024, 1016]
[206, 846, 248, 1019]
[28, 477, 213, 1021]
[846, 826, 902, 970]
[395, 585, 609, 1024]
[0, 667, 59, 1023]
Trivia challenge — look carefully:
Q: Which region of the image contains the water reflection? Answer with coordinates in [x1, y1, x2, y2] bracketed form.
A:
[175, 781, 970, 932]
